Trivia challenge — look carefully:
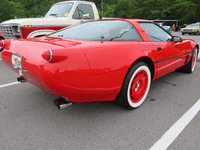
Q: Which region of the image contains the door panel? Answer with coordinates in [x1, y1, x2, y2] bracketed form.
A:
[153, 42, 186, 78]
[139, 22, 186, 79]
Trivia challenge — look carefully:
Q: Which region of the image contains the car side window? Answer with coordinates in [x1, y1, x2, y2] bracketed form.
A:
[139, 22, 172, 42]
[112, 27, 143, 41]
[72, 4, 94, 19]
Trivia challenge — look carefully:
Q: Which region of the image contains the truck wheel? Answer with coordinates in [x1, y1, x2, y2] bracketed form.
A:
[178, 47, 198, 73]
[119, 61, 151, 109]
[182, 32, 185, 35]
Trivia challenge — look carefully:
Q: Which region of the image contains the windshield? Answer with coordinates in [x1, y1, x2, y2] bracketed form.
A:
[45, 2, 74, 17]
[47, 20, 142, 41]
[186, 24, 200, 28]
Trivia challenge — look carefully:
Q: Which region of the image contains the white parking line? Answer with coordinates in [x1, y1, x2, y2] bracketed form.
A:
[149, 99, 200, 150]
[0, 82, 20, 88]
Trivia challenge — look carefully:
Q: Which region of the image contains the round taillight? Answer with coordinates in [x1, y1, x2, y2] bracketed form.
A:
[42, 49, 52, 61]
[42, 49, 68, 63]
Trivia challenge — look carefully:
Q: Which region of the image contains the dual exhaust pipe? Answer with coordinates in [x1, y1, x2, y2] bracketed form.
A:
[17, 76, 72, 110]
[54, 97, 72, 110]
[17, 76, 27, 83]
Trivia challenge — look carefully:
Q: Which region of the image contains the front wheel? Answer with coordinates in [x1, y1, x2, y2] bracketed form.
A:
[119, 62, 151, 109]
[178, 47, 198, 73]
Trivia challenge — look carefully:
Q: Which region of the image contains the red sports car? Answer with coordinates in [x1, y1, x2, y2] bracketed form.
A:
[0, 19, 199, 109]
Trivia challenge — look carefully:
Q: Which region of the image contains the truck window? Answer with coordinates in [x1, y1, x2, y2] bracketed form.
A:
[45, 2, 74, 17]
[72, 4, 94, 19]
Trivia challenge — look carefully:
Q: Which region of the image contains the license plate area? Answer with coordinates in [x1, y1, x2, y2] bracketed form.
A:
[11, 53, 23, 70]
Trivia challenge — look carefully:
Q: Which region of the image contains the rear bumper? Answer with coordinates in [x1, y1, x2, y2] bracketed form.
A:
[2, 48, 124, 103]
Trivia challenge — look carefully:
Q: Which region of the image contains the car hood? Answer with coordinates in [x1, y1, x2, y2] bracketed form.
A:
[1, 17, 71, 26]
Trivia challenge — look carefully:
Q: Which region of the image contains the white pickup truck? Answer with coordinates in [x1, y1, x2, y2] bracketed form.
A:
[0, 1, 99, 39]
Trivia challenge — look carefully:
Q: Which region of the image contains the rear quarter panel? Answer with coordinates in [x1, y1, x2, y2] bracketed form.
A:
[81, 41, 157, 86]
[82, 41, 157, 75]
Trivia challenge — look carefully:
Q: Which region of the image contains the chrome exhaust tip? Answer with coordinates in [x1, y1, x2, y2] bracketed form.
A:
[54, 98, 72, 110]
[17, 76, 27, 83]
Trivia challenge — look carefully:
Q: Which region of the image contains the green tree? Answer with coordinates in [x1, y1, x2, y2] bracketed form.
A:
[0, 0, 15, 22]
[174, 0, 200, 24]
[10, 0, 51, 18]
[12, 2, 26, 18]
[113, 0, 176, 20]
[99, 4, 116, 18]
[113, 0, 129, 18]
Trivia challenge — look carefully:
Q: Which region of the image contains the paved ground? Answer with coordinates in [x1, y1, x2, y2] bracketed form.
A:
[0, 32, 200, 150]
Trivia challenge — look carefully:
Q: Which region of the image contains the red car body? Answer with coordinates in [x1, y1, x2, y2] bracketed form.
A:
[1, 19, 199, 109]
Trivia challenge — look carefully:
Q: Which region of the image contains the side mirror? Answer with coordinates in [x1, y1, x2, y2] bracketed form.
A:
[83, 14, 90, 20]
[173, 36, 182, 42]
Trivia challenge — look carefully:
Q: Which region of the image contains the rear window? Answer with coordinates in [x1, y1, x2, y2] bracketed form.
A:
[48, 20, 142, 41]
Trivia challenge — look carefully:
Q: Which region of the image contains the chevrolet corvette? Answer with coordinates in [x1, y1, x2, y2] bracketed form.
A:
[0, 19, 199, 109]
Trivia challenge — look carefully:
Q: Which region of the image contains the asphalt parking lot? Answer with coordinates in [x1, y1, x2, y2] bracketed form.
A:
[0, 32, 200, 150]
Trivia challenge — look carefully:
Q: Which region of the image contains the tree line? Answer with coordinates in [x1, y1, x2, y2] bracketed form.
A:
[0, 0, 200, 26]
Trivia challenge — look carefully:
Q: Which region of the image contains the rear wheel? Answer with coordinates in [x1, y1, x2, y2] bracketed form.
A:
[118, 61, 151, 109]
[178, 47, 198, 73]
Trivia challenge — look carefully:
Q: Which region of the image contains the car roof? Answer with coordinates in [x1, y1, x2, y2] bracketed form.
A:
[101, 18, 153, 23]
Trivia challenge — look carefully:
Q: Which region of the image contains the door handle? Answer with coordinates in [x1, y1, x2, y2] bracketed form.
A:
[156, 47, 162, 50]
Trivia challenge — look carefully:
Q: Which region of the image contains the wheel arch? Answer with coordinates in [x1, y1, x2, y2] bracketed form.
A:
[116, 57, 154, 109]
[27, 30, 55, 38]
[128, 57, 155, 81]
[0, 36, 5, 40]
[195, 44, 199, 55]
